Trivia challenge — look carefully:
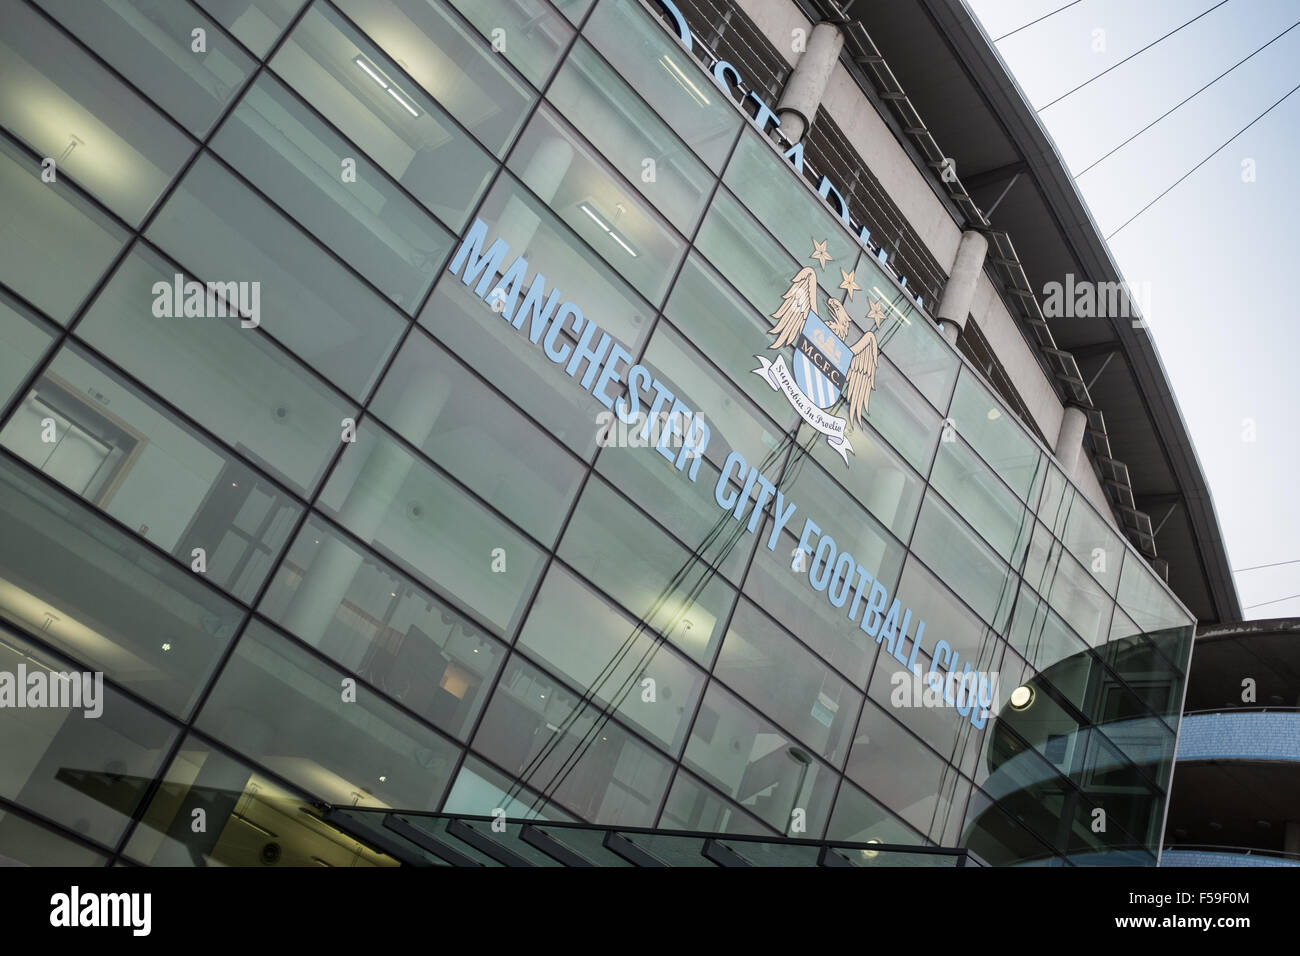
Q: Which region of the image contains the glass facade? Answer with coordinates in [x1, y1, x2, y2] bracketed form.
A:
[0, 0, 1194, 867]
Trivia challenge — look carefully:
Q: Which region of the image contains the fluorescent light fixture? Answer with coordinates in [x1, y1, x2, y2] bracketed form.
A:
[608, 230, 638, 258]
[580, 202, 609, 232]
[353, 54, 422, 117]
[354, 55, 388, 87]
[385, 85, 421, 117]
[659, 54, 710, 107]
[578, 202, 638, 258]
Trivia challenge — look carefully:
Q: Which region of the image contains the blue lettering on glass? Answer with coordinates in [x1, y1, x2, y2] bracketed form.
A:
[448, 201, 979, 726]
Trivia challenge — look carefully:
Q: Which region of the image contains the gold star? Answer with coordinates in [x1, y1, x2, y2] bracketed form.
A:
[838, 268, 861, 301]
[809, 239, 833, 270]
[866, 298, 887, 326]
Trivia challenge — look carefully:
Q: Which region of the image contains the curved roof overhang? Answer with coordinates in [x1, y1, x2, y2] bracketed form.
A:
[800, 0, 1241, 624]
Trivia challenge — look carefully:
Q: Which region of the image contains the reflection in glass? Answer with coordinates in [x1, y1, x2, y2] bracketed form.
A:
[259, 516, 507, 742]
[197, 619, 460, 811]
[124, 734, 397, 867]
[271, 1, 495, 230]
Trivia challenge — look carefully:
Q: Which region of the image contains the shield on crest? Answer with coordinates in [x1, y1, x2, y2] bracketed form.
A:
[792, 310, 852, 409]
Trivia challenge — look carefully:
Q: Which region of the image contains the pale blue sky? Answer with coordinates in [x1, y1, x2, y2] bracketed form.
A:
[965, 0, 1300, 620]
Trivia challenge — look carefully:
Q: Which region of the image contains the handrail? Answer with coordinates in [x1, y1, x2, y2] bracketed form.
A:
[1163, 843, 1300, 862]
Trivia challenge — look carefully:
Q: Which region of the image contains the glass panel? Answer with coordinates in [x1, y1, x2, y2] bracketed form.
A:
[962, 787, 1057, 866]
[658, 768, 774, 836]
[1118, 550, 1194, 632]
[0, 807, 108, 866]
[146, 153, 405, 400]
[332, 0, 534, 156]
[1008, 588, 1090, 678]
[861, 355, 941, 474]
[437, 172, 655, 350]
[419, 271, 612, 459]
[197, 619, 461, 810]
[845, 698, 969, 842]
[724, 131, 861, 305]
[854, 249, 958, 410]
[34, 0, 255, 137]
[0, 293, 55, 406]
[948, 367, 1043, 503]
[258, 515, 507, 742]
[0, 0, 193, 225]
[0, 626, 177, 847]
[2, 345, 301, 604]
[211, 72, 451, 314]
[806, 422, 922, 542]
[194, 0, 307, 58]
[75, 244, 357, 497]
[554, 0, 594, 26]
[446, 0, 574, 89]
[515, 563, 705, 755]
[1036, 463, 1069, 535]
[557, 474, 736, 666]
[1022, 521, 1114, 647]
[123, 734, 397, 867]
[370, 328, 583, 546]
[909, 491, 1018, 631]
[548, 40, 714, 234]
[270, 1, 495, 231]
[0, 454, 243, 717]
[663, 254, 798, 429]
[894, 556, 1004, 680]
[640, 321, 787, 477]
[868, 650, 987, 780]
[695, 188, 800, 320]
[594, 432, 757, 586]
[0, 134, 127, 325]
[582, 0, 742, 172]
[683, 680, 837, 837]
[472, 652, 673, 826]
[1044, 473, 1125, 596]
[746, 511, 905, 689]
[715, 597, 862, 767]
[508, 105, 686, 306]
[929, 432, 1032, 565]
[317, 419, 546, 638]
[443, 753, 578, 822]
[825, 779, 925, 846]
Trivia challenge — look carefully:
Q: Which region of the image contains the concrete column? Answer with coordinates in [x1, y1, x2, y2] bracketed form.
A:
[775, 23, 844, 143]
[1054, 404, 1088, 479]
[936, 229, 988, 345]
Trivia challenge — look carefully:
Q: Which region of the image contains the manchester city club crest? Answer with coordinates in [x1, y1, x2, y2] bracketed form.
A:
[753, 239, 885, 464]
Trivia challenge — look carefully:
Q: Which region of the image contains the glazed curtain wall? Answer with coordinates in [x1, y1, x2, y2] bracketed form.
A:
[0, 0, 1193, 866]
